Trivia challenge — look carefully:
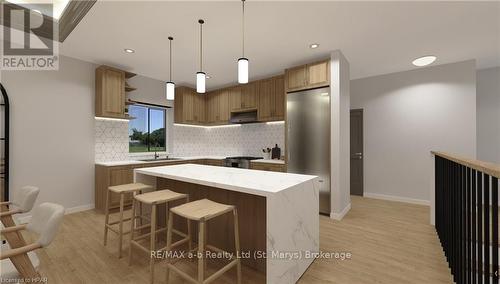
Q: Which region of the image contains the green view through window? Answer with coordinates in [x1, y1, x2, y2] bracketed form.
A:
[128, 105, 166, 153]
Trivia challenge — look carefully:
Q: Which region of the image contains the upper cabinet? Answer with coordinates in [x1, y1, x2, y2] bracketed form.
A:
[258, 75, 285, 122]
[229, 81, 258, 112]
[95, 65, 136, 119]
[206, 89, 230, 125]
[285, 59, 330, 93]
[173, 58, 328, 126]
[174, 87, 206, 124]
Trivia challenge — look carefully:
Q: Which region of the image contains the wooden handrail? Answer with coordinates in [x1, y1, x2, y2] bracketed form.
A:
[431, 151, 500, 178]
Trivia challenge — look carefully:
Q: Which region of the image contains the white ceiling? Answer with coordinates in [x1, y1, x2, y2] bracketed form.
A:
[60, 1, 500, 90]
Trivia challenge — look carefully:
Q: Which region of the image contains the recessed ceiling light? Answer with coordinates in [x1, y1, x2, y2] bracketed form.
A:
[412, 55, 436, 67]
[124, 48, 135, 54]
[309, 43, 319, 49]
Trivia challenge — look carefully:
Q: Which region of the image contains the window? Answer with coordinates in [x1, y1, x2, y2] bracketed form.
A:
[128, 105, 166, 153]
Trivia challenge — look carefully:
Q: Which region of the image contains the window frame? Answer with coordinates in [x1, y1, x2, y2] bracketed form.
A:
[128, 104, 167, 153]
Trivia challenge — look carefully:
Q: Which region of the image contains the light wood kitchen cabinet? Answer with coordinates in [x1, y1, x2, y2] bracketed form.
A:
[174, 87, 205, 124]
[206, 90, 230, 125]
[241, 82, 258, 109]
[258, 75, 285, 122]
[206, 91, 218, 124]
[285, 65, 307, 92]
[285, 59, 330, 92]
[250, 162, 286, 172]
[230, 82, 258, 112]
[229, 86, 242, 112]
[218, 89, 230, 122]
[95, 65, 136, 119]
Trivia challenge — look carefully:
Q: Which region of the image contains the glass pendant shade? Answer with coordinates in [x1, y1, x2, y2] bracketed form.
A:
[238, 57, 248, 84]
[166, 81, 175, 100]
[196, 72, 206, 93]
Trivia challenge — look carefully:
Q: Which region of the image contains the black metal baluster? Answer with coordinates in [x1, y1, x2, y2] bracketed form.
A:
[464, 165, 468, 283]
[492, 177, 498, 284]
[479, 171, 484, 284]
[468, 167, 472, 284]
[473, 169, 477, 284]
[484, 174, 490, 284]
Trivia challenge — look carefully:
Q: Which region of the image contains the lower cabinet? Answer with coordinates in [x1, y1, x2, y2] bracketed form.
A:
[95, 159, 222, 213]
[250, 162, 286, 172]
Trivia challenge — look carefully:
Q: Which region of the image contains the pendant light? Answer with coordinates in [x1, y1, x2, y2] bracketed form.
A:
[166, 36, 175, 100]
[196, 19, 206, 94]
[238, 0, 248, 84]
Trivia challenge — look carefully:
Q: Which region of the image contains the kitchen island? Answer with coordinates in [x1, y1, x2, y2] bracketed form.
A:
[134, 164, 319, 284]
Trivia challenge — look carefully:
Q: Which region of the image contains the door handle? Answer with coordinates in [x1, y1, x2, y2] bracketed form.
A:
[354, 153, 362, 156]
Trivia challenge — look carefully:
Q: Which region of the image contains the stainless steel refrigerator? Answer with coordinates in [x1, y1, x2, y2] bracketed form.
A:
[286, 87, 331, 214]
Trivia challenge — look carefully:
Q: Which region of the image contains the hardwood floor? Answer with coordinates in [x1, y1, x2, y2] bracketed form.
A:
[28, 196, 452, 283]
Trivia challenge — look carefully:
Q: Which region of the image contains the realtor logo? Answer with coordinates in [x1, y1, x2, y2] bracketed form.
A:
[1, 2, 59, 70]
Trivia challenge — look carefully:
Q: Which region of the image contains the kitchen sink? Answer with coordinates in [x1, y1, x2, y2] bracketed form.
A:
[138, 158, 181, 162]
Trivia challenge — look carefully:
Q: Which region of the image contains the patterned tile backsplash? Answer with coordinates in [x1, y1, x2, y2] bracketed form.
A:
[95, 118, 285, 162]
[95, 119, 129, 162]
[172, 123, 285, 157]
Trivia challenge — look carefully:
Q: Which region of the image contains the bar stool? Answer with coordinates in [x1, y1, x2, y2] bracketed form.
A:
[103, 183, 152, 258]
[165, 198, 241, 284]
[129, 189, 191, 284]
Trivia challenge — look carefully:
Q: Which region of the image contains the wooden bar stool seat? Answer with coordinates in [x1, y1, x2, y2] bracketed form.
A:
[129, 189, 191, 284]
[103, 182, 152, 258]
[165, 198, 241, 284]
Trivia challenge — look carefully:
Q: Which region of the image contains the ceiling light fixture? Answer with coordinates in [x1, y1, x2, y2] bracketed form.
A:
[196, 19, 206, 94]
[206, 75, 211, 79]
[166, 36, 175, 100]
[238, 0, 249, 84]
[412, 55, 436, 67]
[124, 48, 135, 53]
[309, 43, 319, 49]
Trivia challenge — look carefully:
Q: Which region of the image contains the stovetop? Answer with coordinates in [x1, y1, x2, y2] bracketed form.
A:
[225, 156, 263, 161]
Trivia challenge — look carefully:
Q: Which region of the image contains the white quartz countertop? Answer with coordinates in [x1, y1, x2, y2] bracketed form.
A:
[95, 156, 227, 167]
[250, 159, 285, 165]
[135, 164, 316, 197]
[96, 156, 285, 167]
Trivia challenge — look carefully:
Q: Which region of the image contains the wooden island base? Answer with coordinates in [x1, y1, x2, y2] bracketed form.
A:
[156, 177, 267, 276]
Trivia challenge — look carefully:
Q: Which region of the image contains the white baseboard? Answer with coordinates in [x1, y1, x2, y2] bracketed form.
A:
[17, 203, 94, 224]
[363, 192, 429, 206]
[330, 203, 351, 220]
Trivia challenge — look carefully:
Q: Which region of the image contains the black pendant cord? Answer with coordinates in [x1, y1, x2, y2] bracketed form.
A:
[168, 36, 173, 82]
[242, 0, 245, 58]
[199, 19, 204, 72]
[0, 83, 10, 202]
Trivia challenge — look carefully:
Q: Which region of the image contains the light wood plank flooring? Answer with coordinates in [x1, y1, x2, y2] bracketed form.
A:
[28, 196, 452, 283]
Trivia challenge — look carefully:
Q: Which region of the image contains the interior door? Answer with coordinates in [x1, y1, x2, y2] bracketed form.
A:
[350, 109, 364, 196]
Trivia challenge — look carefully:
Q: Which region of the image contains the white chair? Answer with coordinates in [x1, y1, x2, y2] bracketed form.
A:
[0, 202, 65, 281]
[0, 186, 40, 220]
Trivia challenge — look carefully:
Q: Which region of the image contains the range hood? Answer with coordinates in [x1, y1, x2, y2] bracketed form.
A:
[230, 110, 258, 124]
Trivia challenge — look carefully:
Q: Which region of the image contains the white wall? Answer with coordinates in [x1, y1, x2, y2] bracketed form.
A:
[476, 67, 500, 164]
[330, 50, 351, 219]
[1, 55, 96, 212]
[351, 60, 477, 203]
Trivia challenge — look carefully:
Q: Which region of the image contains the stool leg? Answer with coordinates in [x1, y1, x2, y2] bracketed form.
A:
[233, 209, 242, 284]
[103, 189, 111, 246]
[150, 204, 157, 284]
[198, 221, 206, 283]
[118, 193, 125, 258]
[186, 196, 192, 252]
[165, 211, 174, 284]
[128, 198, 137, 266]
